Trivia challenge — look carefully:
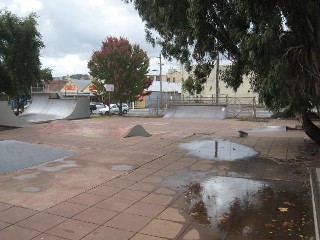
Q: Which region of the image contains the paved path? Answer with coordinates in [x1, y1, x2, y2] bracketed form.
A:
[0, 117, 315, 239]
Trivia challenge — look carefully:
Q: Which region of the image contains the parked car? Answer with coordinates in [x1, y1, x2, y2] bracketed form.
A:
[98, 103, 130, 115]
[90, 102, 105, 113]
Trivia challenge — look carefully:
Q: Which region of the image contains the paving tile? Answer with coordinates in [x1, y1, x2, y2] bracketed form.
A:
[0, 206, 37, 224]
[189, 163, 213, 171]
[32, 233, 66, 240]
[45, 202, 88, 218]
[177, 224, 223, 240]
[124, 202, 166, 218]
[82, 226, 134, 240]
[0, 220, 10, 230]
[152, 170, 175, 177]
[157, 207, 191, 223]
[130, 233, 166, 240]
[67, 193, 106, 206]
[133, 167, 158, 175]
[140, 176, 163, 184]
[17, 212, 66, 232]
[154, 187, 177, 195]
[0, 225, 40, 240]
[141, 193, 174, 206]
[142, 162, 168, 170]
[113, 189, 148, 201]
[73, 207, 118, 225]
[0, 202, 12, 211]
[127, 182, 156, 192]
[103, 179, 134, 188]
[120, 173, 147, 182]
[46, 219, 98, 240]
[95, 197, 135, 212]
[87, 185, 122, 197]
[105, 212, 151, 232]
[140, 219, 187, 239]
[162, 164, 187, 171]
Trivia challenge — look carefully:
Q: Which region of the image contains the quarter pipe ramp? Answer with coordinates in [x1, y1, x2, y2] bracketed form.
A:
[163, 105, 227, 119]
[0, 93, 90, 126]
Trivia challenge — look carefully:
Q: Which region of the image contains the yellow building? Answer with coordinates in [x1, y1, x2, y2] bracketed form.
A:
[181, 61, 257, 105]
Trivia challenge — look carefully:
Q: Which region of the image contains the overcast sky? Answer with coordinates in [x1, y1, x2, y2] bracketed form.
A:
[1, 0, 180, 77]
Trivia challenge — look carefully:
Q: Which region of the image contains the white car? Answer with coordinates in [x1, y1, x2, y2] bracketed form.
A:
[98, 103, 129, 115]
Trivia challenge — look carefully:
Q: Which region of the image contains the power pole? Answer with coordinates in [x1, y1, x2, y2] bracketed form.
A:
[158, 53, 163, 107]
[215, 53, 219, 105]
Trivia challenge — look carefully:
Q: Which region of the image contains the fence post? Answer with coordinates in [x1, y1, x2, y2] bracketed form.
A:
[156, 96, 159, 116]
[233, 96, 236, 117]
[253, 96, 256, 118]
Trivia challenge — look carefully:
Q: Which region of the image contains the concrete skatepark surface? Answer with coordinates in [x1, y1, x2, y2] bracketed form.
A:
[0, 93, 90, 126]
[0, 117, 317, 239]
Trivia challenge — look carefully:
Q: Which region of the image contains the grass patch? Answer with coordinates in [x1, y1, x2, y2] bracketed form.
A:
[238, 117, 269, 122]
[90, 115, 108, 118]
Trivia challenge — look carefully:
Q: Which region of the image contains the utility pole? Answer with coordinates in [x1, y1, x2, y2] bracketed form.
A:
[215, 53, 219, 105]
[158, 53, 163, 107]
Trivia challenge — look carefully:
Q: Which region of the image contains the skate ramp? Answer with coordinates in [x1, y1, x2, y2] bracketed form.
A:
[163, 105, 227, 119]
[20, 93, 90, 122]
[0, 102, 28, 127]
[0, 93, 90, 126]
[123, 125, 151, 138]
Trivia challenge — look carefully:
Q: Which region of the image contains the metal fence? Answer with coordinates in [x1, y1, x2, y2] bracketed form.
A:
[145, 94, 270, 118]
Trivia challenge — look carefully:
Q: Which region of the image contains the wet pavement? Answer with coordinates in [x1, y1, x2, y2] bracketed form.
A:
[0, 117, 316, 239]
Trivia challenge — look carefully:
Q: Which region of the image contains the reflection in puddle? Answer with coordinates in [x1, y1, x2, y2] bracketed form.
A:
[36, 160, 78, 172]
[251, 126, 287, 132]
[179, 139, 257, 161]
[185, 176, 314, 239]
[13, 172, 40, 180]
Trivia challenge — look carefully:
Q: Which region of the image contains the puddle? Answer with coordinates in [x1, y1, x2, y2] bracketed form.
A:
[0, 140, 73, 175]
[250, 126, 287, 132]
[13, 172, 40, 180]
[184, 176, 314, 239]
[111, 165, 133, 171]
[36, 160, 78, 172]
[179, 139, 257, 161]
[19, 186, 41, 193]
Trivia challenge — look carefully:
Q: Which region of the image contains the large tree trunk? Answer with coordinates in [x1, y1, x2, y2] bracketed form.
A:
[302, 113, 320, 144]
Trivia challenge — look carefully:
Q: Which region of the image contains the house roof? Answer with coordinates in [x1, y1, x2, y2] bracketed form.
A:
[70, 79, 91, 91]
[44, 80, 68, 92]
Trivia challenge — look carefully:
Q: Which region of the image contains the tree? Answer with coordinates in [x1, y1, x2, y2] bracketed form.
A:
[0, 10, 44, 99]
[88, 36, 150, 114]
[40, 67, 53, 83]
[125, 0, 320, 143]
[69, 74, 90, 80]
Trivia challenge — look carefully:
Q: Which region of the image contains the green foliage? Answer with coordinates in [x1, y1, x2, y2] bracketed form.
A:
[182, 75, 203, 95]
[70, 74, 90, 80]
[126, 0, 320, 115]
[88, 36, 150, 108]
[40, 67, 53, 83]
[91, 79, 109, 104]
[0, 10, 43, 97]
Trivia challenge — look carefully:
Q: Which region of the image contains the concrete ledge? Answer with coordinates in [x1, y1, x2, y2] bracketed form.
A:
[311, 167, 320, 240]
